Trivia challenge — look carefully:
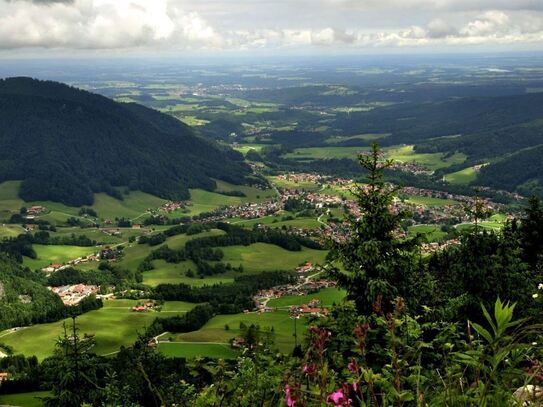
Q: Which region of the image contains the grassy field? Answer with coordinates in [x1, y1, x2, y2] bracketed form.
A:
[218, 243, 328, 273]
[325, 133, 389, 144]
[403, 195, 460, 207]
[171, 310, 306, 353]
[228, 214, 322, 229]
[232, 144, 268, 154]
[91, 191, 167, 220]
[384, 145, 466, 170]
[23, 245, 99, 270]
[157, 342, 238, 359]
[0, 300, 195, 360]
[267, 287, 346, 308]
[0, 391, 50, 407]
[443, 166, 479, 185]
[283, 146, 369, 160]
[0, 224, 25, 238]
[0, 180, 24, 218]
[408, 224, 448, 242]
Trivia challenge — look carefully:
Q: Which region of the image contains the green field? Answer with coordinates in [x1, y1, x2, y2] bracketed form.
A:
[218, 243, 328, 273]
[91, 191, 167, 220]
[283, 146, 369, 160]
[267, 287, 346, 308]
[228, 214, 322, 229]
[403, 195, 460, 206]
[325, 133, 389, 144]
[232, 144, 268, 155]
[443, 166, 479, 185]
[143, 260, 232, 287]
[0, 391, 50, 407]
[407, 224, 448, 242]
[23, 245, 99, 270]
[0, 300, 195, 360]
[171, 310, 306, 353]
[0, 224, 25, 238]
[385, 145, 466, 170]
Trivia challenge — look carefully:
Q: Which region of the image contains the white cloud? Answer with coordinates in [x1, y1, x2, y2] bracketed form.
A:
[0, 0, 542, 52]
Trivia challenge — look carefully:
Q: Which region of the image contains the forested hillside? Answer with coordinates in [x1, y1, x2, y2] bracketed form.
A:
[0, 78, 250, 206]
[0, 256, 65, 330]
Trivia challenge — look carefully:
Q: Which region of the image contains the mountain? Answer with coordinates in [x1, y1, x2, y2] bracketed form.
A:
[0, 77, 250, 206]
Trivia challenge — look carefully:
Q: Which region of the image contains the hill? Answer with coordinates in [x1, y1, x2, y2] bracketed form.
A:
[0, 78, 250, 206]
[0, 255, 65, 331]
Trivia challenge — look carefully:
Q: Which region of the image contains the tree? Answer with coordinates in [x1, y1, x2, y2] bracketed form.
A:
[43, 317, 104, 407]
[519, 196, 543, 270]
[327, 143, 425, 315]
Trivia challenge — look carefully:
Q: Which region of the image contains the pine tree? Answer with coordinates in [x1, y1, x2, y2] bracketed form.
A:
[327, 143, 423, 315]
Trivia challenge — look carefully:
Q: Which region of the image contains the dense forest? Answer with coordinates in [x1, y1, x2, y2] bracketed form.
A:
[0, 78, 250, 206]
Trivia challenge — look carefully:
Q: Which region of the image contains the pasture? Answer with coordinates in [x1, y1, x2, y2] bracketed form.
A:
[218, 243, 328, 273]
[384, 145, 466, 170]
[444, 166, 479, 185]
[0, 300, 195, 360]
[171, 310, 307, 353]
[23, 244, 99, 270]
[267, 287, 346, 308]
[0, 391, 50, 407]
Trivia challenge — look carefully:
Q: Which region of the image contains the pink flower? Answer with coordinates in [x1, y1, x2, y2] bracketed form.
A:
[351, 382, 359, 393]
[302, 363, 317, 376]
[327, 388, 352, 406]
[347, 359, 359, 373]
[285, 384, 296, 407]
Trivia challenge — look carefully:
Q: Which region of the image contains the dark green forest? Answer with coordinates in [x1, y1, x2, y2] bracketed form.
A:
[0, 78, 250, 206]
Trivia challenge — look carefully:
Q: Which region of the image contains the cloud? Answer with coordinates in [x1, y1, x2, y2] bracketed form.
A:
[0, 0, 542, 52]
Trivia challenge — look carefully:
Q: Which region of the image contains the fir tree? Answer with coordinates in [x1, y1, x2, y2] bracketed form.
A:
[327, 143, 424, 315]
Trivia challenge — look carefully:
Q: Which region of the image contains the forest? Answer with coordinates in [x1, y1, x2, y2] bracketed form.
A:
[0, 78, 250, 206]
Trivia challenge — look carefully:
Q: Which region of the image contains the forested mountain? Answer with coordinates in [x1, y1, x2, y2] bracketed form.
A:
[0, 78, 250, 206]
[0, 255, 65, 330]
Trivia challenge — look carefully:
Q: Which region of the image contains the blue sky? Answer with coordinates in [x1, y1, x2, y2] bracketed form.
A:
[1, 0, 542, 56]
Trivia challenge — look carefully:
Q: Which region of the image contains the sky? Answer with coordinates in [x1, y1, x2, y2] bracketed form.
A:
[1, 0, 543, 56]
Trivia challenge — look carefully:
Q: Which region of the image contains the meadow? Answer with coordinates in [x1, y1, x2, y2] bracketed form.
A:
[267, 287, 346, 308]
[443, 166, 479, 185]
[407, 224, 448, 242]
[23, 244, 99, 270]
[0, 391, 50, 407]
[170, 310, 307, 353]
[403, 195, 460, 206]
[0, 300, 195, 360]
[384, 145, 467, 171]
[217, 243, 328, 273]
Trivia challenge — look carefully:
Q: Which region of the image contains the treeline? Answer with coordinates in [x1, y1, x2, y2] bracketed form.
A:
[30, 231, 97, 247]
[153, 271, 295, 314]
[47, 263, 142, 288]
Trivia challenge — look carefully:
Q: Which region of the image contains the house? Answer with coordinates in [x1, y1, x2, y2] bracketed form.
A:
[231, 337, 246, 348]
[132, 224, 142, 230]
[296, 262, 314, 273]
[0, 372, 9, 382]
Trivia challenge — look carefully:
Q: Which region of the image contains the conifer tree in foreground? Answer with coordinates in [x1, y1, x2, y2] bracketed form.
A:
[327, 143, 424, 315]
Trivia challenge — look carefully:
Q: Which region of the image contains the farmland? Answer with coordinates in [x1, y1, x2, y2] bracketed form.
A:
[0, 300, 195, 360]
